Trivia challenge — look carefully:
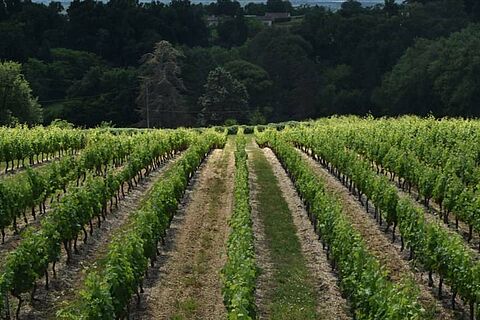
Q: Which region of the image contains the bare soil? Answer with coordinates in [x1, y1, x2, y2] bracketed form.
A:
[131, 140, 234, 320]
[261, 147, 351, 320]
[13, 154, 181, 320]
[297, 149, 462, 320]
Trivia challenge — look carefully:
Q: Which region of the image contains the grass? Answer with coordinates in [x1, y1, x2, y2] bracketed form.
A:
[171, 298, 198, 320]
[248, 138, 318, 319]
[172, 136, 234, 319]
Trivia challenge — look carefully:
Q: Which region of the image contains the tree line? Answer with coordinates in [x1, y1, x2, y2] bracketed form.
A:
[0, 0, 479, 127]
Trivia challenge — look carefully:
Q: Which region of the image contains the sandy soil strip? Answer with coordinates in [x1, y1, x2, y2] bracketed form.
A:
[261, 147, 351, 320]
[245, 142, 275, 320]
[15, 154, 181, 320]
[297, 149, 462, 320]
[132, 141, 234, 320]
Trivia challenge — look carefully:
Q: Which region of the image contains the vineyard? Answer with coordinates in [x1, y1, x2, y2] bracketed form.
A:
[0, 117, 479, 320]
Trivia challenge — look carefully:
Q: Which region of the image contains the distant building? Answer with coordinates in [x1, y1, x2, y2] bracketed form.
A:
[206, 15, 220, 27]
[265, 12, 291, 20]
[207, 12, 292, 28]
[259, 12, 291, 26]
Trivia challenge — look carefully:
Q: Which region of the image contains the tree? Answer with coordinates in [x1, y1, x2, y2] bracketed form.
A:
[48, 66, 139, 127]
[223, 59, 272, 111]
[244, 3, 266, 16]
[181, 46, 241, 120]
[247, 28, 319, 121]
[217, 15, 249, 48]
[318, 64, 366, 115]
[198, 67, 248, 125]
[214, 0, 242, 17]
[136, 41, 187, 128]
[166, 0, 209, 47]
[340, 0, 363, 17]
[428, 25, 480, 116]
[372, 38, 439, 116]
[464, 0, 480, 21]
[266, 0, 292, 12]
[374, 25, 480, 117]
[0, 61, 42, 125]
[384, 0, 399, 16]
[0, 1, 66, 61]
[23, 48, 102, 103]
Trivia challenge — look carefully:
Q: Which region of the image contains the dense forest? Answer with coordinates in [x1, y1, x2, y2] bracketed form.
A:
[0, 0, 479, 127]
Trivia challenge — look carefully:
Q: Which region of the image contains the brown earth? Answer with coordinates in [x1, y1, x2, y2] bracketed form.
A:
[12, 154, 181, 319]
[297, 148, 462, 320]
[131, 139, 234, 320]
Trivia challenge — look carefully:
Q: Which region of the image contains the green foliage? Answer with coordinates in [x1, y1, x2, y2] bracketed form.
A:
[247, 28, 318, 121]
[23, 49, 102, 103]
[244, 3, 266, 16]
[182, 46, 243, 124]
[0, 127, 89, 235]
[224, 118, 238, 126]
[64, 67, 139, 127]
[224, 59, 272, 116]
[2, 0, 476, 126]
[0, 61, 42, 125]
[284, 118, 480, 315]
[137, 41, 187, 128]
[50, 119, 74, 129]
[266, 0, 293, 12]
[198, 67, 249, 125]
[222, 130, 256, 319]
[248, 110, 266, 125]
[0, 129, 194, 316]
[0, 125, 86, 168]
[376, 25, 480, 116]
[339, 0, 364, 17]
[257, 128, 426, 319]
[317, 64, 365, 115]
[58, 129, 226, 319]
[217, 16, 249, 48]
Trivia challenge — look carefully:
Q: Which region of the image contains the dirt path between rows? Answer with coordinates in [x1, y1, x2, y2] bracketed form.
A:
[297, 149, 461, 320]
[261, 147, 351, 320]
[132, 140, 234, 320]
[15, 154, 181, 320]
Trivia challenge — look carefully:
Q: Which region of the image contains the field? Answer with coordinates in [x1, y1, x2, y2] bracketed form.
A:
[0, 116, 480, 320]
